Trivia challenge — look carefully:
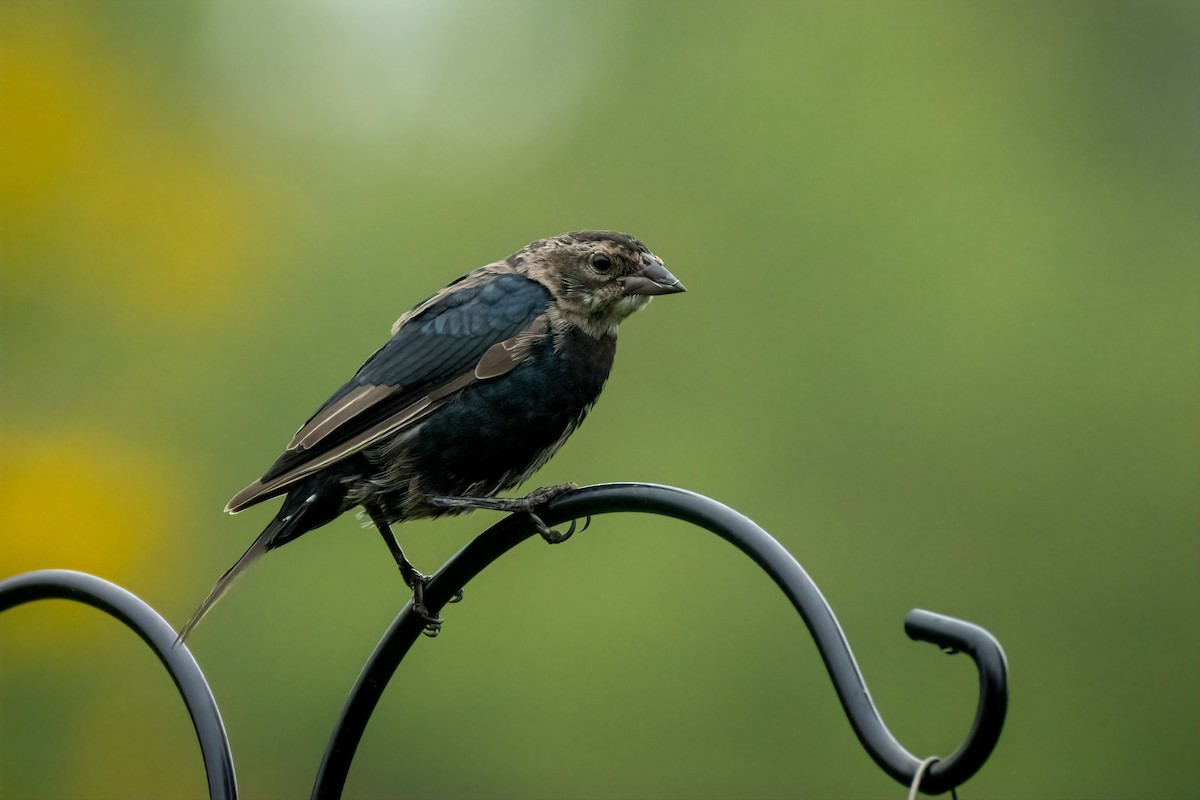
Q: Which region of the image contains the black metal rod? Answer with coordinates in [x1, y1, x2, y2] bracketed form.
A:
[0, 569, 238, 800]
[312, 483, 1007, 798]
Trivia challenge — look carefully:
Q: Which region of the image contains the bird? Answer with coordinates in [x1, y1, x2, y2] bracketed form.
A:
[177, 230, 684, 642]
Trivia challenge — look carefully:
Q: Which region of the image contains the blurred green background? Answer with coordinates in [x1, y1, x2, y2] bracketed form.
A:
[1, 2, 1196, 798]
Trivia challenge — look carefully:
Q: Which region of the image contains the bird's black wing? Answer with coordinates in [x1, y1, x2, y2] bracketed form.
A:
[226, 271, 551, 512]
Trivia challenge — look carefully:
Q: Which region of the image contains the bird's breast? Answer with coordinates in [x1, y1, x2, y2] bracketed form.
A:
[396, 328, 617, 500]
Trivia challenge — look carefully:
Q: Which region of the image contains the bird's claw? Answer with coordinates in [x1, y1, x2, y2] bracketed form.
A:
[529, 512, 591, 544]
[531, 511, 570, 544]
[406, 572, 452, 636]
[415, 605, 443, 637]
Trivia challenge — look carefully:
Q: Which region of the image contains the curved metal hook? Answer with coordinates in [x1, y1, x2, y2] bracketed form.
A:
[0, 569, 238, 800]
[312, 483, 1007, 798]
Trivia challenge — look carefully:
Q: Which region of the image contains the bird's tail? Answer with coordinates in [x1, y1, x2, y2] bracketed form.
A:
[176, 485, 345, 645]
[175, 515, 285, 645]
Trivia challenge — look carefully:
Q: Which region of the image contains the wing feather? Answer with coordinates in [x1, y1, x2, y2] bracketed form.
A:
[226, 272, 551, 513]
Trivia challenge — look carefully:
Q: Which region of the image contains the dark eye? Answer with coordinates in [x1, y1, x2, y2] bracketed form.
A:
[590, 253, 613, 272]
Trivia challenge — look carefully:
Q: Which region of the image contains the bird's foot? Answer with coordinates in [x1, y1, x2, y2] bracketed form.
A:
[430, 482, 578, 513]
[401, 567, 462, 637]
[430, 484, 587, 544]
[528, 512, 592, 544]
[406, 575, 443, 637]
[368, 506, 461, 635]
[519, 482, 579, 508]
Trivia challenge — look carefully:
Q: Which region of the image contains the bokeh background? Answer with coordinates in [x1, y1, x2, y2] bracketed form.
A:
[1, 2, 1196, 798]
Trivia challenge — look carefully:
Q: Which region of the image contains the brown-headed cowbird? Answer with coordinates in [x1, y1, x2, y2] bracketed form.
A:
[178, 231, 684, 641]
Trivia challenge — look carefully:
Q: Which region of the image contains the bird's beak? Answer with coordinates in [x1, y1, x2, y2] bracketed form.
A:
[620, 257, 687, 296]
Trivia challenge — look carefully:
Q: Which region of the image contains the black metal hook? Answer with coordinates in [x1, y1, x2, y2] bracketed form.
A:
[0, 569, 239, 800]
[0, 485, 1005, 797]
[312, 482, 1008, 798]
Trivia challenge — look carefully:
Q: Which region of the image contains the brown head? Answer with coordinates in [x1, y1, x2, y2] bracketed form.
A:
[513, 230, 685, 337]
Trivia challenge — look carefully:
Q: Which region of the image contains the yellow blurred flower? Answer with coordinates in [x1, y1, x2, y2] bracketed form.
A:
[0, 5, 276, 322]
[0, 426, 181, 638]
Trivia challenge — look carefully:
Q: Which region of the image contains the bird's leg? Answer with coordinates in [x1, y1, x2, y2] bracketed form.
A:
[432, 482, 578, 512]
[429, 483, 588, 544]
[365, 507, 459, 637]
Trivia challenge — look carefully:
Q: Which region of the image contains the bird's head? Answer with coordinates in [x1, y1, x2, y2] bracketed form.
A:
[517, 230, 685, 337]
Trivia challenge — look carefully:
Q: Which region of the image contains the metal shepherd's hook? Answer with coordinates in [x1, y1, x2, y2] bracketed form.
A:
[0, 570, 238, 800]
[313, 483, 1008, 798]
[0, 483, 1007, 799]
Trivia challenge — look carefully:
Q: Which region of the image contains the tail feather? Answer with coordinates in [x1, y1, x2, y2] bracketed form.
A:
[176, 484, 344, 645]
[175, 519, 281, 645]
